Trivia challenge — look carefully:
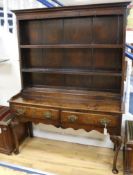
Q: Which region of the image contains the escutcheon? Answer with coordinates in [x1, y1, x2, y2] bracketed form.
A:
[100, 118, 110, 126]
[68, 115, 78, 123]
[44, 111, 52, 119]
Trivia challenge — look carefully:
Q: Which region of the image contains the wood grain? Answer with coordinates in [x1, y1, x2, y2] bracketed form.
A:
[0, 137, 123, 175]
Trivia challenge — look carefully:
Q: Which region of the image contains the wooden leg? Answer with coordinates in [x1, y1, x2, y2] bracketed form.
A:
[113, 144, 116, 151]
[10, 121, 20, 154]
[28, 122, 33, 137]
[110, 136, 122, 174]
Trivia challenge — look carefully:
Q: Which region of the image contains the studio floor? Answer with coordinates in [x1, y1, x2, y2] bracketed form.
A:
[0, 137, 123, 175]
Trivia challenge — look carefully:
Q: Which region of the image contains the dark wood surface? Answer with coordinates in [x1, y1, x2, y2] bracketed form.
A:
[10, 2, 130, 173]
[124, 121, 133, 175]
[0, 125, 14, 154]
[0, 123, 28, 155]
[11, 89, 122, 113]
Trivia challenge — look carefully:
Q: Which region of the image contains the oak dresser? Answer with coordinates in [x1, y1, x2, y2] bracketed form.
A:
[9, 2, 130, 173]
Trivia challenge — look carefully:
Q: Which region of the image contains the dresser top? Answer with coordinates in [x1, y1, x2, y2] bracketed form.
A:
[10, 88, 122, 114]
[14, 1, 130, 11]
[12, 1, 131, 21]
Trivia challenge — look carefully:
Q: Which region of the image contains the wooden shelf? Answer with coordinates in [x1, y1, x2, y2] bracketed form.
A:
[20, 44, 123, 49]
[23, 87, 121, 99]
[23, 85, 121, 94]
[21, 68, 122, 76]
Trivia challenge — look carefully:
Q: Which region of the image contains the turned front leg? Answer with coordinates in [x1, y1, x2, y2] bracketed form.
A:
[110, 136, 122, 174]
[28, 122, 33, 137]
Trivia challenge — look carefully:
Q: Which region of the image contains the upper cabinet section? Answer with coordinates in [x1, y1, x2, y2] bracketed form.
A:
[19, 15, 123, 45]
[15, 2, 130, 46]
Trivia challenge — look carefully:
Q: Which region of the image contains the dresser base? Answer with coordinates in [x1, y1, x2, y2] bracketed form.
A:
[12, 117, 122, 174]
[9, 90, 122, 173]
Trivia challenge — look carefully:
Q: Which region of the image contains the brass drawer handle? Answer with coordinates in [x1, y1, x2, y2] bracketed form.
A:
[44, 112, 52, 119]
[15, 109, 25, 116]
[68, 115, 78, 123]
[100, 118, 110, 126]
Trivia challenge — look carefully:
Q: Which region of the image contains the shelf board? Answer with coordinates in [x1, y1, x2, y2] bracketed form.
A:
[23, 86, 121, 99]
[21, 68, 122, 76]
[20, 44, 123, 49]
[22, 85, 121, 98]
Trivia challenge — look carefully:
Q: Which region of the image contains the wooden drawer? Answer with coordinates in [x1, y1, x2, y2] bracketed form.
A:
[11, 105, 59, 122]
[61, 111, 121, 128]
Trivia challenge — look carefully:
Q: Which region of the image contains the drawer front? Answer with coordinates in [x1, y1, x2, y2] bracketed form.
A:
[11, 105, 59, 121]
[61, 111, 121, 128]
